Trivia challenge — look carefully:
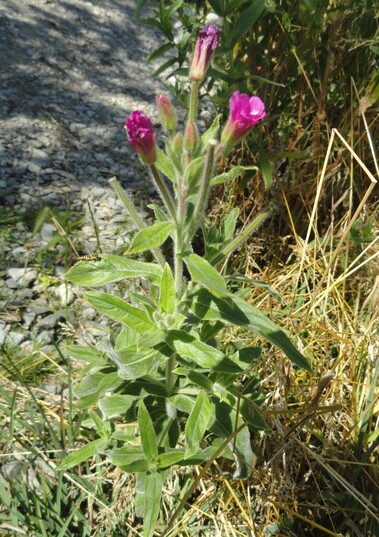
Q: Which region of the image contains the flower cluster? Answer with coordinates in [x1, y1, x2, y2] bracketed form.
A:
[125, 25, 266, 163]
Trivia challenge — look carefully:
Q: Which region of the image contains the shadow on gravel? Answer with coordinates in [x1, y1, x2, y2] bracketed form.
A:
[0, 0, 167, 209]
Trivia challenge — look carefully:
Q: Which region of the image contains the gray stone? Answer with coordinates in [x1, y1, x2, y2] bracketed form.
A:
[7, 268, 38, 286]
[53, 283, 75, 306]
[36, 313, 65, 331]
[40, 223, 57, 243]
[6, 331, 26, 346]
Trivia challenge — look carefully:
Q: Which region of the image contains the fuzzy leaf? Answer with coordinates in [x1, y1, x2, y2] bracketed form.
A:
[99, 394, 135, 419]
[65, 254, 163, 286]
[84, 291, 157, 333]
[185, 253, 228, 298]
[188, 289, 312, 372]
[144, 472, 163, 537]
[139, 400, 158, 460]
[155, 146, 176, 182]
[185, 391, 212, 457]
[58, 438, 108, 471]
[128, 221, 174, 254]
[167, 330, 225, 369]
[113, 347, 160, 380]
[210, 166, 258, 186]
[159, 263, 175, 314]
[65, 344, 106, 365]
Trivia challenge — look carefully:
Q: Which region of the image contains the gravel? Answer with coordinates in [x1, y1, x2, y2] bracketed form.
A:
[0, 0, 178, 354]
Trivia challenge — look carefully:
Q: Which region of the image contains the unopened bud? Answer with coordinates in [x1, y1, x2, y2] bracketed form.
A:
[156, 94, 176, 134]
[184, 120, 198, 153]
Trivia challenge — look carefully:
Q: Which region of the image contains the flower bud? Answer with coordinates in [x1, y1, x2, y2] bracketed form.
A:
[125, 110, 157, 165]
[184, 119, 198, 153]
[156, 93, 176, 134]
[172, 132, 183, 155]
[190, 25, 221, 83]
[221, 91, 266, 147]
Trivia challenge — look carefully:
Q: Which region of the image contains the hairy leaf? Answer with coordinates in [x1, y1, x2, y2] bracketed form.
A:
[65, 253, 162, 286]
[128, 221, 174, 254]
[188, 289, 311, 371]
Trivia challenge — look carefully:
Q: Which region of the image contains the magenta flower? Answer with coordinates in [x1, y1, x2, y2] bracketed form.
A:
[125, 110, 157, 165]
[156, 94, 176, 134]
[190, 25, 221, 83]
[221, 91, 266, 147]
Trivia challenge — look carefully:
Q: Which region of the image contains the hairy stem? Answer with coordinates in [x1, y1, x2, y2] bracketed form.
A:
[109, 177, 166, 267]
[150, 165, 177, 223]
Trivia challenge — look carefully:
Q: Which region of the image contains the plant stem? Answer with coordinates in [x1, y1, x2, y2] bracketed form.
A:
[150, 165, 177, 223]
[187, 140, 216, 241]
[189, 81, 198, 122]
[109, 177, 166, 267]
[210, 204, 275, 266]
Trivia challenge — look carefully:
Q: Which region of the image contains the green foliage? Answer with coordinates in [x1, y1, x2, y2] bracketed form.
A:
[61, 40, 312, 532]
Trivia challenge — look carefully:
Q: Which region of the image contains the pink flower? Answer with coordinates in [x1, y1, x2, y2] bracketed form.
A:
[156, 94, 176, 134]
[125, 110, 157, 165]
[221, 91, 266, 146]
[190, 25, 221, 83]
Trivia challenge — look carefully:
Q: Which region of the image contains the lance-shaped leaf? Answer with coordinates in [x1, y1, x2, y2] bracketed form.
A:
[99, 394, 135, 419]
[188, 289, 312, 372]
[200, 114, 221, 150]
[159, 263, 175, 314]
[128, 221, 174, 254]
[155, 146, 176, 182]
[210, 166, 258, 186]
[166, 330, 225, 369]
[58, 438, 108, 471]
[65, 254, 163, 286]
[108, 445, 148, 473]
[209, 398, 254, 479]
[112, 347, 160, 380]
[185, 253, 228, 298]
[139, 400, 158, 461]
[84, 291, 157, 333]
[65, 344, 106, 365]
[185, 391, 212, 458]
[144, 472, 163, 537]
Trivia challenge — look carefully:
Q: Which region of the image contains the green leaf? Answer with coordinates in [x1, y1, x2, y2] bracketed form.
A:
[113, 347, 161, 380]
[144, 472, 163, 537]
[65, 344, 106, 365]
[167, 330, 225, 369]
[209, 398, 253, 479]
[128, 221, 174, 254]
[139, 400, 158, 460]
[99, 394, 135, 419]
[109, 445, 148, 472]
[58, 438, 108, 471]
[258, 149, 273, 189]
[184, 156, 205, 192]
[159, 263, 175, 314]
[155, 146, 177, 182]
[157, 448, 186, 469]
[185, 391, 212, 457]
[188, 289, 312, 372]
[65, 253, 163, 286]
[84, 291, 157, 333]
[210, 166, 258, 186]
[185, 253, 228, 298]
[230, 0, 266, 47]
[169, 393, 196, 414]
[222, 208, 240, 241]
[75, 371, 105, 399]
[147, 203, 169, 223]
[200, 114, 221, 150]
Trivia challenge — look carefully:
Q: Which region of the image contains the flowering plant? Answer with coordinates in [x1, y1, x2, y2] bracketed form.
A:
[61, 25, 310, 536]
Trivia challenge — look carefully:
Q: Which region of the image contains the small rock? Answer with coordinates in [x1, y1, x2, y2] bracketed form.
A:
[36, 313, 65, 331]
[53, 283, 75, 306]
[40, 223, 57, 243]
[6, 268, 38, 287]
